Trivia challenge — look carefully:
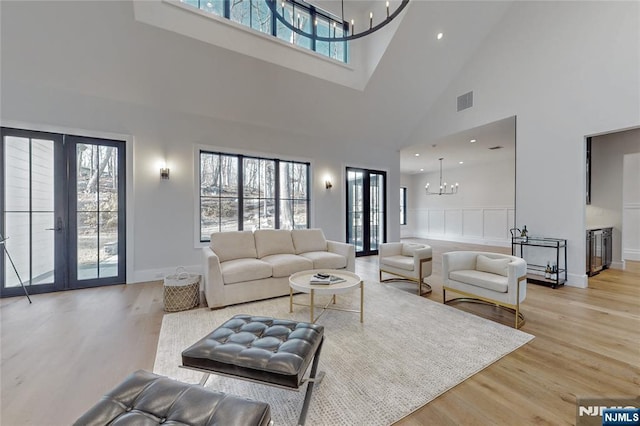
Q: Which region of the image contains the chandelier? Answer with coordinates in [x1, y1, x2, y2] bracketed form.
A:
[425, 158, 459, 195]
[265, 0, 410, 42]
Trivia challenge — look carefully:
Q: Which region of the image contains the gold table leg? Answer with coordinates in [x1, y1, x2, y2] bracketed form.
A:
[310, 289, 315, 323]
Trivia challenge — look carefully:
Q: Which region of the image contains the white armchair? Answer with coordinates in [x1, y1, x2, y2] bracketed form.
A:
[378, 242, 433, 295]
[442, 251, 527, 328]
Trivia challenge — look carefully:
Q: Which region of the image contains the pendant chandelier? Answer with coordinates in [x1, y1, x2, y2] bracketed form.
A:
[266, 0, 410, 42]
[425, 158, 459, 195]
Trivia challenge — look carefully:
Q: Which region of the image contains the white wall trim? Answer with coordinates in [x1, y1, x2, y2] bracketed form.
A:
[623, 249, 640, 261]
[410, 206, 515, 246]
[132, 263, 202, 285]
[567, 273, 588, 288]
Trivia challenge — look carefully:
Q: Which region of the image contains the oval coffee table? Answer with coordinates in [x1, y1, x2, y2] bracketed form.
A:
[289, 269, 363, 323]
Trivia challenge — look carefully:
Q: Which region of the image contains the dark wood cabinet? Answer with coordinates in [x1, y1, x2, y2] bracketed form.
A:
[586, 227, 613, 276]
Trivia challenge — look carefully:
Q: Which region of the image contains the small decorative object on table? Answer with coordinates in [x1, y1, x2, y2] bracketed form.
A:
[310, 273, 346, 285]
[520, 225, 529, 243]
[164, 267, 200, 312]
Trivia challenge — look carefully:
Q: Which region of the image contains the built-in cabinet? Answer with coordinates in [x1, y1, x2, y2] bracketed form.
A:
[586, 227, 613, 276]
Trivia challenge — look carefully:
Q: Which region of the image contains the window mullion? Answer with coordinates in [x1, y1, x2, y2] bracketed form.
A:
[238, 155, 244, 231]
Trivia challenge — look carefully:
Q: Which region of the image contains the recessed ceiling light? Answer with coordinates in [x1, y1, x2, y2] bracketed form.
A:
[436, 33, 443, 40]
[415, 153, 420, 157]
[459, 161, 464, 164]
[470, 139, 476, 143]
[420, 168, 424, 172]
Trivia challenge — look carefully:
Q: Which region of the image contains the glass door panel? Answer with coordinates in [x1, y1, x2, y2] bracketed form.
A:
[1, 131, 62, 296]
[68, 136, 125, 288]
[346, 168, 386, 256]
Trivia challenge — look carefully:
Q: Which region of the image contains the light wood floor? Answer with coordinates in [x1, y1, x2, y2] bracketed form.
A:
[1, 240, 638, 425]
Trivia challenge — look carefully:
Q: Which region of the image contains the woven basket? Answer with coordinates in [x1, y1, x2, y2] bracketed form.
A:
[164, 267, 200, 312]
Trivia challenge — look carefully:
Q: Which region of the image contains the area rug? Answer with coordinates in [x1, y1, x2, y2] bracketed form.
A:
[154, 281, 534, 426]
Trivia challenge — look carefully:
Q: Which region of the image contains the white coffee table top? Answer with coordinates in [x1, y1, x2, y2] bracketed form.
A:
[289, 269, 362, 295]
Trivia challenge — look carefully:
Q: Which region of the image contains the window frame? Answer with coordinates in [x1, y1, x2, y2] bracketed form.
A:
[181, 0, 349, 63]
[198, 149, 310, 242]
[400, 187, 407, 225]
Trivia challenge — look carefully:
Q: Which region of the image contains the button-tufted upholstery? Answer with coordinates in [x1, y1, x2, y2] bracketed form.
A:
[182, 314, 324, 389]
[73, 370, 271, 426]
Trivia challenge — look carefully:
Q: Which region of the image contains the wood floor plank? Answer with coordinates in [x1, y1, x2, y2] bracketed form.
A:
[1, 240, 638, 425]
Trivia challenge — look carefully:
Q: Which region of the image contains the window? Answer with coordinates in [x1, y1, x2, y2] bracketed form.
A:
[400, 187, 407, 225]
[199, 150, 310, 241]
[180, 0, 349, 63]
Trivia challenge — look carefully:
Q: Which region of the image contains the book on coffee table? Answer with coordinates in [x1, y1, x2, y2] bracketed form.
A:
[310, 273, 346, 285]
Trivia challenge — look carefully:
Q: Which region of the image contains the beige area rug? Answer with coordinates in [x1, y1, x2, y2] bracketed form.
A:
[154, 281, 534, 425]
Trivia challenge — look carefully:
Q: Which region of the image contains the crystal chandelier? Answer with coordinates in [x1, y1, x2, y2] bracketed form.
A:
[266, 0, 410, 42]
[425, 158, 459, 195]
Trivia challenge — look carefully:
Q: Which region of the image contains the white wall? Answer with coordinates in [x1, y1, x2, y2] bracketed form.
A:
[402, 160, 515, 246]
[0, 1, 401, 283]
[404, 1, 640, 287]
[623, 152, 640, 261]
[587, 128, 640, 267]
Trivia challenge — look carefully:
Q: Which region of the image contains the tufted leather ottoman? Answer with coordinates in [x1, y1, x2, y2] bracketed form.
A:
[74, 370, 271, 426]
[181, 314, 324, 425]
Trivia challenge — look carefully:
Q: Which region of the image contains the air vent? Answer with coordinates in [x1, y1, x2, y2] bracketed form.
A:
[457, 91, 473, 111]
[488, 146, 503, 150]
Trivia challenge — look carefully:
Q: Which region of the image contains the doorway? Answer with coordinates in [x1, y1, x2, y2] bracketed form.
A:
[1, 128, 126, 297]
[346, 167, 386, 256]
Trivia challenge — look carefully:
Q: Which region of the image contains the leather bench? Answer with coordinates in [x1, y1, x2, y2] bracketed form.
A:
[181, 314, 325, 425]
[74, 369, 271, 426]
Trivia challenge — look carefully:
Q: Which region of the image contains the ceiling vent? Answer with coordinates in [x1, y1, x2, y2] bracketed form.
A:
[457, 91, 473, 112]
[488, 145, 503, 150]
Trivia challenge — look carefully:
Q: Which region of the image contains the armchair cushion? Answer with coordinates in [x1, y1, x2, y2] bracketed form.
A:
[402, 243, 427, 257]
[476, 254, 510, 277]
[380, 255, 414, 271]
[449, 270, 509, 293]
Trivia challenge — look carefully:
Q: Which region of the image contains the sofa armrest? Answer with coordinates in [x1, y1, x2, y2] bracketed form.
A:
[202, 247, 225, 308]
[327, 240, 356, 272]
[507, 257, 527, 303]
[414, 246, 433, 279]
[379, 242, 402, 257]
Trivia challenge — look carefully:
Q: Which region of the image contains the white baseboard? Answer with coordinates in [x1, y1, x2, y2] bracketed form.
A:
[610, 261, 625, 270]
[130, 264, 202, 284]
[623, 248, 640, 261]
[566, 273, 588, 288]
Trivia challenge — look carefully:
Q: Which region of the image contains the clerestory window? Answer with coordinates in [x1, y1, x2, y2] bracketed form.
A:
[180, 0, 349, 63]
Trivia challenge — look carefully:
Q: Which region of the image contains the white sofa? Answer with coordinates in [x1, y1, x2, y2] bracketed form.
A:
[442, 251, 527, 328]
[202, 228, 355, 308]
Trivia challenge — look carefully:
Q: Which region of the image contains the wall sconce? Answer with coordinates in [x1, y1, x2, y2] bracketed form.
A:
[160, 167, 170, 180]
[325, 179, 333, 189]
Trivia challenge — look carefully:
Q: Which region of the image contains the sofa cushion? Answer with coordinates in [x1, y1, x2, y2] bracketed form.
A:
[254, 230, 295, 258]
[221, 258, 272, 284]
[380, 255, 414, 271]
[291, 229, 328, 254]
[300, 251, 347, 270]
[401, 243, 426, 257]
[261, 254, 313, 278]
[476, 254, 510, 277]
[210, 231, 257, 262]
[449, 270, 509, 293]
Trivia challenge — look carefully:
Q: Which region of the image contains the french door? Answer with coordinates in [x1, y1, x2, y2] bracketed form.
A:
[346, 168, 386, 256]
[1, 128, 126, 297]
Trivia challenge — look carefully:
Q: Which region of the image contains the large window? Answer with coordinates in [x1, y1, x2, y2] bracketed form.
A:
[179, 0, 349, 63]
[199, 150, 309, 241]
